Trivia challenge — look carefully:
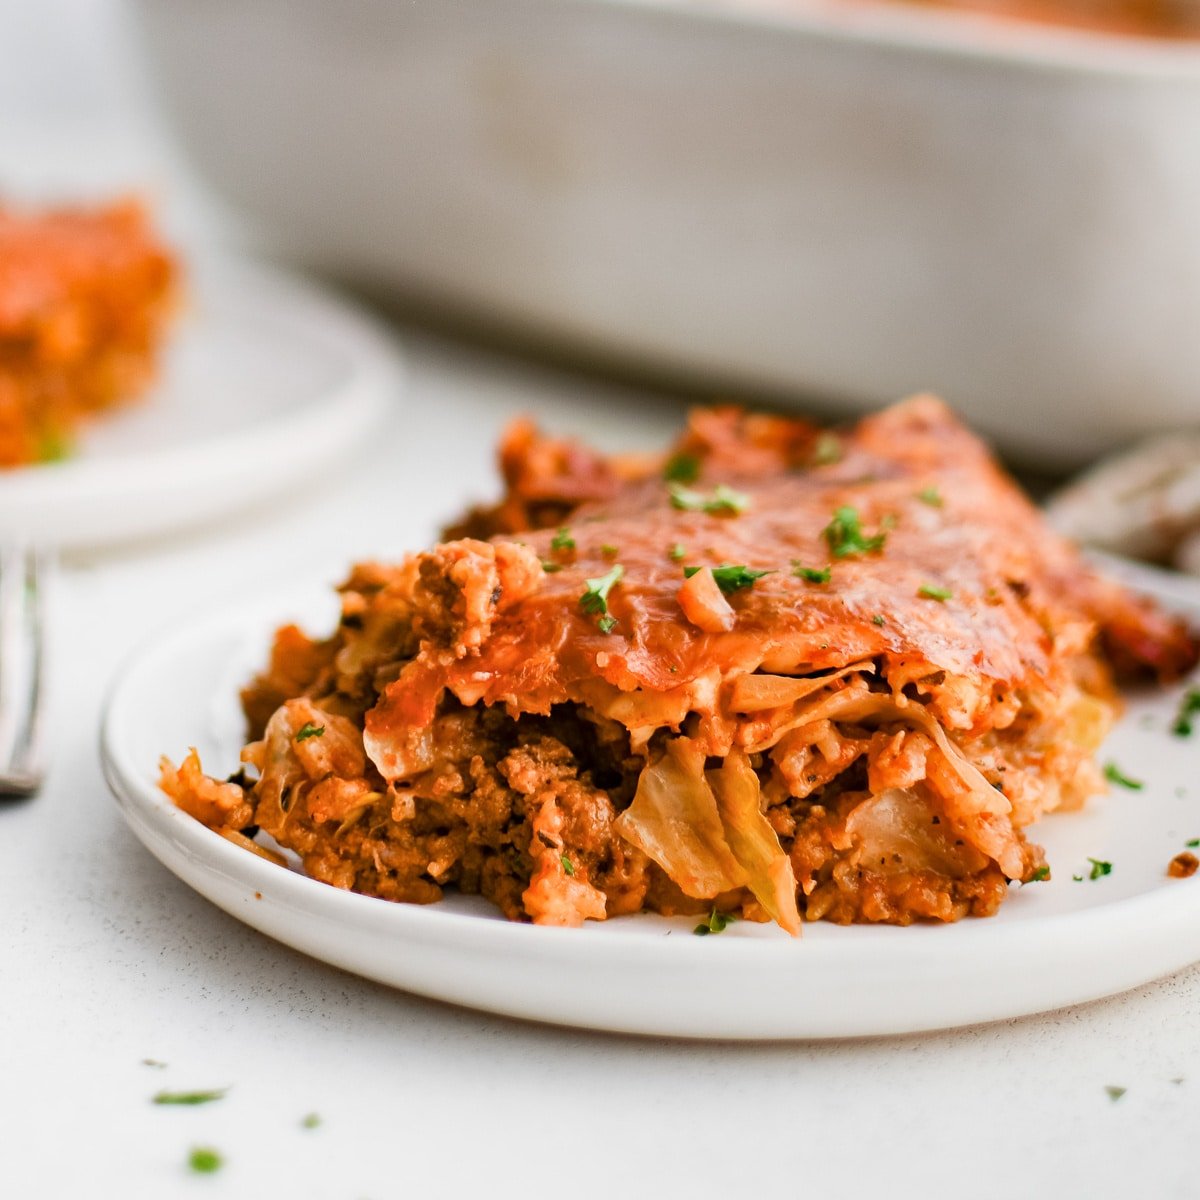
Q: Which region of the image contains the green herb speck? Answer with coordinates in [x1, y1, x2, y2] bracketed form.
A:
[294, 723, 324, 743]
[791, 562, 831, 584]
[154, 1088, 227, 1106]
[823, 506, 887, 559]
[668, 481, 750, 516]
[683, 564, 772, 594]
[693, 908, 738, 936]
[1104, 762, 1143, 790]
[1172, 689, 1200, 737]
[580, 564, 623, 618]
[811, 432, 842, 466]
[663, 452, 701, 484]
[189, 1147, 222, 1174]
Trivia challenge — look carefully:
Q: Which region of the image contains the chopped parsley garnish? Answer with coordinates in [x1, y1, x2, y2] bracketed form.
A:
[1073, 874, 1083, 882]
[189, 1147, 223, 1174]
[1187, 839, 1200, 849]
[540, 561, 562, 573]
[684, 564, 773, 594]
[693, 909, 738, 936]
[294, 723, 324, 743]
[791, 562, 831, 584]
[917, 583, 953, 601]
[301, 1113, 321, 1130]
[1104, 762, 1143, 790]
[663, 452, 701, 484]
[823, 506, 887, 558]
[1087, 857, 1113, 880]
[811, 432, 842, 466]
[668, 543, 686, 562]
[1026, 865, 1050, 883]
[597, 615, 618, 635]
[916, 486, 943, 507]
[550, 527, 576, 552]
[872, 614, 886, 626]
[561, 854, 575, 877]
[600, 543, 619, 557]
[668, 481, 750, 516]
[1105, 1086, 1127, 1102]
[580, 564, 623, 617]
[1172, 689, 1200, 737]
[153, 1088, 227, 1106]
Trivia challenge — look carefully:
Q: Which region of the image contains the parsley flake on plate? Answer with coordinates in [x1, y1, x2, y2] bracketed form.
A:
[294, 723, 324, 743]
[153, 1087, 227, 1106]
[1172, 688, 1200, 737]
[791, 562, 831, 584]
[301, 1113, 321, 1130]
[668, 481, 750, 516]
[693, 909, 738, 936]
[1087, 857, 1113, 880]
[663, 452, 701, 484]
[189, 1147, 222, 1174]
[1105, 1086, 1127, 1102]
[823, 506, 887, 558]
[1024, 865, 1050, 884]
[683, 564, 772, 594]
[1104, 762, 1143, 790]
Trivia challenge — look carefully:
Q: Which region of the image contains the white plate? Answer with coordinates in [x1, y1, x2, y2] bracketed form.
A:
[101, 563, 1200, 1039]
[0, 258, 400, 551]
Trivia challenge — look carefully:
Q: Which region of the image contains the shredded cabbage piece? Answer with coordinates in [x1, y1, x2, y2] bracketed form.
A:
[707, 750, 801, 935]
[728, 662, 874, 714]
[615, 738, 746, 899]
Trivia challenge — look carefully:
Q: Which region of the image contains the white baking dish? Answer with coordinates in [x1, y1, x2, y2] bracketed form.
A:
[128, 0, 1200, 467]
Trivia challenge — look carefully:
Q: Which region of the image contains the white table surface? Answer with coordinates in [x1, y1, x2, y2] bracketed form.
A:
[4, 6, 1200, 1197]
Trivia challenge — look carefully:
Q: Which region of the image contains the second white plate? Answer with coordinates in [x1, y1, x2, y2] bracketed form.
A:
[101, 563, 1200, 1039]
[0, 257, 401, 551]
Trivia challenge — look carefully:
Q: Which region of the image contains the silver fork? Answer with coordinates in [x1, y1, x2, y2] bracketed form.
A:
[0, 544, 48, 797]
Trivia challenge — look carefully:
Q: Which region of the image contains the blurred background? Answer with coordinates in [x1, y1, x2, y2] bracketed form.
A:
[6, 0, 1200, 491]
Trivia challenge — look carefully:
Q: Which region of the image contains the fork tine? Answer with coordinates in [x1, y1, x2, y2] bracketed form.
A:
[0, 544, 48, 797]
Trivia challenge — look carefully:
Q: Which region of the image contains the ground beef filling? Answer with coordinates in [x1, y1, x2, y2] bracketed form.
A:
[224, 698, 1019, 928]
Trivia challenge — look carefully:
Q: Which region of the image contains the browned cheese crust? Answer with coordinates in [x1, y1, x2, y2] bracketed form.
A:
[161, 399, 1199, 932]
